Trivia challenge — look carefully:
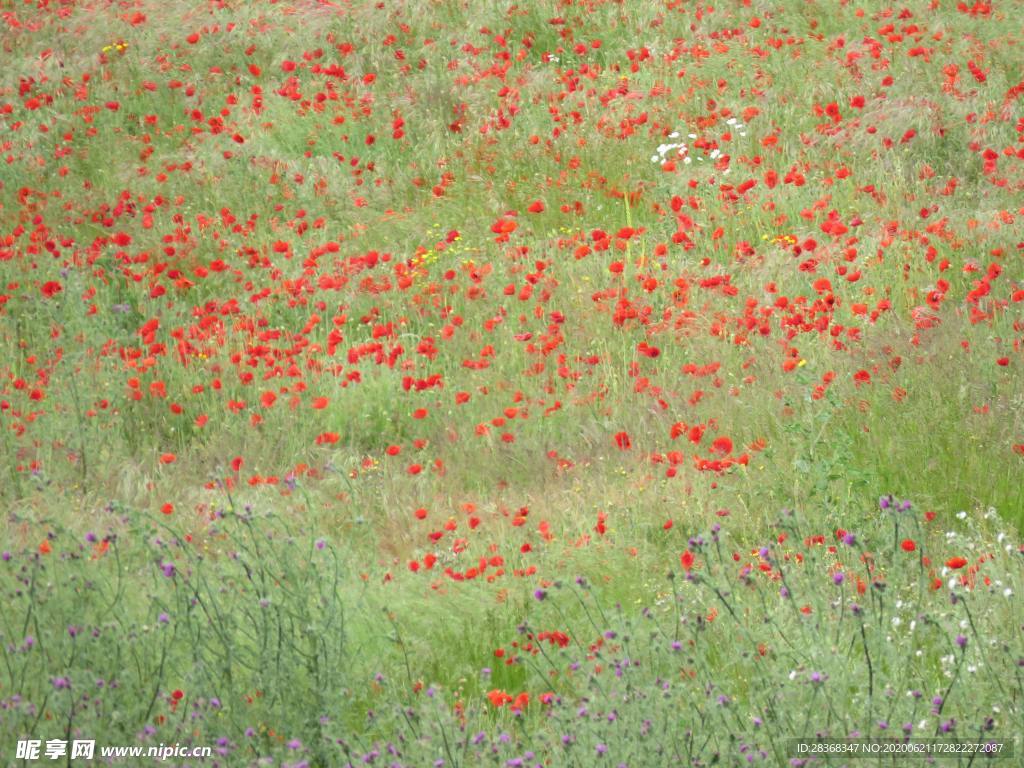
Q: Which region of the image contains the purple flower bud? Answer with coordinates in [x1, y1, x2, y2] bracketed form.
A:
[533, 589, 546, 601]
[955, 634, 967, 649]
[833, 572, 845, 585]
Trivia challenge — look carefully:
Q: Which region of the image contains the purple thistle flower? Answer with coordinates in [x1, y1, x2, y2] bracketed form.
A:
[833, 572, 845, 586]
[955, 634, 967, 649]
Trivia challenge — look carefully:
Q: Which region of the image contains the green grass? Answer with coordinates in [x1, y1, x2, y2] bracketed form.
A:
[1, 0, 1022, 764]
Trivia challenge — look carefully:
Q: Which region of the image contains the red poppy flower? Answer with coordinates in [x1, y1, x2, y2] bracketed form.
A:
[710, 436, 733, 455]
[486, 689, 512, 708]
[900, 539, 916, 552]
[40, 281, 62, 298]
[680, 550, 695, 571]
[946, 557, 968, 569]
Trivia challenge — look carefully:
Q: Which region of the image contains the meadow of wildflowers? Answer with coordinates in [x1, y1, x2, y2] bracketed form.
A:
[1, 0, 1022, 765]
